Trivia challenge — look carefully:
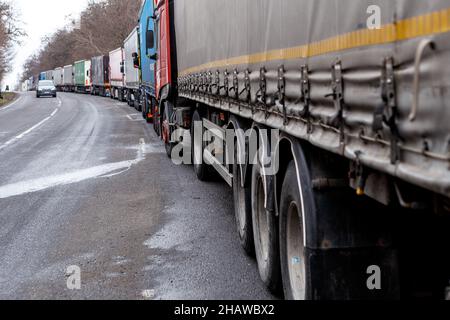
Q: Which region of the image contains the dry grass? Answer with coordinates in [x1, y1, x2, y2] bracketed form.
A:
[0, 92, 17, 108]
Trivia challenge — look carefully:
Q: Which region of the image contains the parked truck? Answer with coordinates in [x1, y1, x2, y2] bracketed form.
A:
[109, 48, 125, 101]
[45, 70, 54, 82]
[39, 72, 46, 81]
[74, 60, 92, 93]
[138, 0, 157, 122]
[53, 67, 64, 91]
[91, 55, 110, 96]
[123, 27, 141, 109]
[63, 65, 74, 92]
[27, 76, 36, 91]
[147, 0, 450, 299]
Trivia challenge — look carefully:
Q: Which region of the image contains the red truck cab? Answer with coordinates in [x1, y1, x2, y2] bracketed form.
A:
[154, 0, 173, 101]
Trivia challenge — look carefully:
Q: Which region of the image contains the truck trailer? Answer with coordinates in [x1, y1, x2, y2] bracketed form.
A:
[91, 55, 110, 97]
[148, 0, 450, 300]
[123, 27, 141, 109]
[27, 76, 36, 91]
[45, 70, 54, 82]
[63, 65, 74, 92]
[74, 60, 92, 93]
[109, 47, 125, 101]
[139, 0, 157, 122]
[53, 67, 64, 91]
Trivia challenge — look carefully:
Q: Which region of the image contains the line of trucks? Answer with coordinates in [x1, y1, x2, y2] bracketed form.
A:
[32, 0, 450, 300]
[24, 28, 144, 108]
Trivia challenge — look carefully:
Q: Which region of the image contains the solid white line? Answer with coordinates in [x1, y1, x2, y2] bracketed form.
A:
[0, 97, 22, 111]
[0, 108, 59, 151]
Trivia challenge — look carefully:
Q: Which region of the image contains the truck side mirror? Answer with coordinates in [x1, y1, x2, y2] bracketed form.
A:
[120, 66, 124, 74]
[132, 52, 139, 68]
[146, 29, 154, 54]
[150, 53, 158, 61]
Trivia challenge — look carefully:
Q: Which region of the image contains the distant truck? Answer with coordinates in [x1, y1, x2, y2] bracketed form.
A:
[45, 70, 54, 82]
[91, 55, 110, 96]
[109, 47, 125, 101]
[74, 60, 92, 93]
[21, 81, 28, 92]
[138, 0, 157, 122]
[39, 72, 46, 81]
[27, 76, 36, 91]
[53, 67, 64, 91]
[63, 65, 74, 92]
[123, 27, 141, 109]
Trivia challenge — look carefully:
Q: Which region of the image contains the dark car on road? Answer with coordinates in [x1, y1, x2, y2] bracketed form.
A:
[36, 80, 57, 98]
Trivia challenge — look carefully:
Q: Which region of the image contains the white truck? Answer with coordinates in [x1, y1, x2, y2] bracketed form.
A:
[63, 65, 74, 92]
[53, 67, 64, 90]
[123, 27, 141, 109]
[109, 47, 125, 101]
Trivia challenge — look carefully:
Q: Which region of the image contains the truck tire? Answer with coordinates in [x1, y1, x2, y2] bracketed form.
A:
[162, 102, 174, 158]
[142, 96, 148, 119]
[153, 101, 161, 136]
[251, 159, 281, 293]
[191, 111, 212, 181]
[232, 143, 254, 256]
[279, 161, 308, 300]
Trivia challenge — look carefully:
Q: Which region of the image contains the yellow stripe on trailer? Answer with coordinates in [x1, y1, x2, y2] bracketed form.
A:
[179, 7, 450, 77]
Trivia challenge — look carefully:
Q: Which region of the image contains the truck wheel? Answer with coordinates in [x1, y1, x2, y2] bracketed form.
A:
[153, 101, 161, 136]
[191, 111, 211, 181]
[233, 143, 254, 256]
[162, 102, 174, 158]
[142, 96, 147, 119]
[279, 162, 308, 300]
[252, 159, 281, 293]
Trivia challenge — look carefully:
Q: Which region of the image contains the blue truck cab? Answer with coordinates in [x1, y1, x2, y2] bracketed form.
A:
[39, 72, 47, 81]
[138, 0, 157, 121]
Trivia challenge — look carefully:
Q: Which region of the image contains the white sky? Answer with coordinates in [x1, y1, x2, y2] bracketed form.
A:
[3, 0, 90, 90]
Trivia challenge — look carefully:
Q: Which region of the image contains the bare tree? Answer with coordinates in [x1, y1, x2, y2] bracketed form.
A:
[20, 0, 142, 81]
[0, 1, 24, 82]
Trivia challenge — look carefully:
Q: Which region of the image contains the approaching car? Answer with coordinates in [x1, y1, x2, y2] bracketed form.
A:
[36, 80, 57, 98]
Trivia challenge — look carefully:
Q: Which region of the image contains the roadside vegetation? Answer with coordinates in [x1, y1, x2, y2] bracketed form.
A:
[0, 91, 16, 107]
[0, 1, 24, 84]
[21, 0, 141, 82]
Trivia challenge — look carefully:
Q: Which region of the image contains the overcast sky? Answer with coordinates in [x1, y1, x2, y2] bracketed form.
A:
[3, 0, 90, 89]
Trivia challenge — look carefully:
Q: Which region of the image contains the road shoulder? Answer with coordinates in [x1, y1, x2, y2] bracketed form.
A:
[0, 92, 18, 109]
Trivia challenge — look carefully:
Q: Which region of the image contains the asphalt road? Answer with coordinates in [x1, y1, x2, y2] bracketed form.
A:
[0, 92, 275, 300]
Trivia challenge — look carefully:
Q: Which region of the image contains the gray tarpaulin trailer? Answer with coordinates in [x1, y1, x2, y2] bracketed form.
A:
[91, 55, 110, 97]
[163, 0, 450, 299]
[175, 0, 450, 199]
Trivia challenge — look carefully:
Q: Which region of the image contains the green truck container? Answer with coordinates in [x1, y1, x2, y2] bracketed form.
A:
[74, 60, 92, 93]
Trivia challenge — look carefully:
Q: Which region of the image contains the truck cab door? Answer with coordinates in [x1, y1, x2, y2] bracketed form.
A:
[154, 1, 171, 100]
[145, 6, 156, 90]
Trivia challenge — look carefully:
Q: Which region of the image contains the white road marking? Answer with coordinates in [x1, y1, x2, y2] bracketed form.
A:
[0, 97, 22, 111]
[0, 159, 137, 199]
[0, 108, 59, 152]
[0, 140, 153, 199]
